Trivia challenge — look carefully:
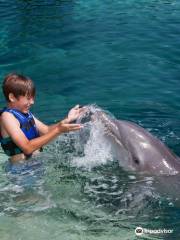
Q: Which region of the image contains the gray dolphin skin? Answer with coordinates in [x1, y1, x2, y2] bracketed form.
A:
[107, 118, 180, 175]
[79, 106, 180, 176]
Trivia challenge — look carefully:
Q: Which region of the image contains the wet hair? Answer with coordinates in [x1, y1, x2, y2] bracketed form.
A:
[2, 73, 36, 101]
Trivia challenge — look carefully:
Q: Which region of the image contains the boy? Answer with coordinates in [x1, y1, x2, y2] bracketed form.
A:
[0, 73, 83, 163]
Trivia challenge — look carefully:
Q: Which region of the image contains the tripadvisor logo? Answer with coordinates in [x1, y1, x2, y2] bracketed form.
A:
[135, 227, 143, 236]
[135, 227, 173, 236]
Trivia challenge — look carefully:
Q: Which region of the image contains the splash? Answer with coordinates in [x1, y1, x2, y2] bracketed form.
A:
[45, 105, 115, 170]
[72, 119, 113, 170]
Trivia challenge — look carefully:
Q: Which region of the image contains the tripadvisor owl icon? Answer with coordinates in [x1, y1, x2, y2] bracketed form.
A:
[135, 227, 143, 236]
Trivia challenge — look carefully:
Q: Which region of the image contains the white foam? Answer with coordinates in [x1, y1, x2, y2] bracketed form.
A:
[0, 184, 24, 193]
[72, 120, 113, 170]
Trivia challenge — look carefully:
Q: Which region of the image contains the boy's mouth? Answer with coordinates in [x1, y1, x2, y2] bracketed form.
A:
[23, 106, 30, 112]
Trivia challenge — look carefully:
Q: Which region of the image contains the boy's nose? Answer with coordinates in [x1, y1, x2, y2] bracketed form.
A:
[30, 98, 34, 104]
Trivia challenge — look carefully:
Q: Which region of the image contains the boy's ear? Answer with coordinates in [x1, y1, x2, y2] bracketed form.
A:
[9, 93, 16, 102]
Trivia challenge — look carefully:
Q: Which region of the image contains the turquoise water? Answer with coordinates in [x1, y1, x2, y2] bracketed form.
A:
[0, 0, 180, 239]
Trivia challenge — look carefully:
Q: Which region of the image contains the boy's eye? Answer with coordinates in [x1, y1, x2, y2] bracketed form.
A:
[27, 96, 33, 100]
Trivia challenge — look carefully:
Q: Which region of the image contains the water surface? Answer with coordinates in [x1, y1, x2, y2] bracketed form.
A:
[0, 0, 180, 239]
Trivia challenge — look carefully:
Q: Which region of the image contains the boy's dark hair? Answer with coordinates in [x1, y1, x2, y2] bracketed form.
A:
[2, 73, 36, 101]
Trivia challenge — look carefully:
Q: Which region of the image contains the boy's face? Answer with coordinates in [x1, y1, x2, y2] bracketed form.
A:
[9, 94, 34, 113]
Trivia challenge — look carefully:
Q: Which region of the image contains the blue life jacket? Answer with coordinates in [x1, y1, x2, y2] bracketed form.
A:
[0, 108, 39, 157]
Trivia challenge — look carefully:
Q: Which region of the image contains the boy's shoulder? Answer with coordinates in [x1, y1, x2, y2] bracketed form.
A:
[1, 111, 19, 123]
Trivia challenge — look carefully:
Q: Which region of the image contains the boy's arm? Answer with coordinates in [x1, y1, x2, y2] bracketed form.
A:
[1, 112, 82, 155]
[34, 105, 84, 135]
[34, 117, 70, 135]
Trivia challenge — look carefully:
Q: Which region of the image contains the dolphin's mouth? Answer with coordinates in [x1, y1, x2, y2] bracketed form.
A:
[76, 105, 94, 124]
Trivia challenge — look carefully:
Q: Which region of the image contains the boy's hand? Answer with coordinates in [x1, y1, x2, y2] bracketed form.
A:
[58, 122, 82, 133]
[67, 105, 84, 123]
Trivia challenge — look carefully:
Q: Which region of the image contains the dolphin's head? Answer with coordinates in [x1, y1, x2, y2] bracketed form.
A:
[76, 106, 180, 176]
[114, 120, 180, 176]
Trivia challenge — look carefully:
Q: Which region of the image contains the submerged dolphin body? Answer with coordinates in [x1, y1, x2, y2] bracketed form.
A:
[78, 107, 180, 176]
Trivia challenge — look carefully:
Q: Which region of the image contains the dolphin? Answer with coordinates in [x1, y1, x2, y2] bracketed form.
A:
[77, 106, 180, 176]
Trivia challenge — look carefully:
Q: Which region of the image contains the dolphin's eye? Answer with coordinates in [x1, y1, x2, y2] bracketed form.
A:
[134, 158, 140, 164]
